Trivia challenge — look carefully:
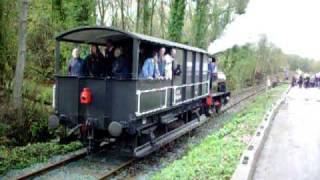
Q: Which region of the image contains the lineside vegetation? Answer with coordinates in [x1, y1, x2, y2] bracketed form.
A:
[152, 84, 288, 180]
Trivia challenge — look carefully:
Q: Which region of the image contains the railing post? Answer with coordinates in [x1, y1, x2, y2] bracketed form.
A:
[173, 86, 177, 105]
[136, 90, 141, 115]
[164, 88, 168, 108]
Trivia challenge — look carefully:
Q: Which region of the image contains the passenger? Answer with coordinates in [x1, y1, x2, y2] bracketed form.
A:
[139, 51, 160, 80]
[105, 39, 115, 75]
[163, 48, 176, 80]
[208, 57, 218, 90]
[112, 47, 129, 78]
[84, 45, 104, 77]
[68, 48, 85, 76]
[158, 47, 166, 77]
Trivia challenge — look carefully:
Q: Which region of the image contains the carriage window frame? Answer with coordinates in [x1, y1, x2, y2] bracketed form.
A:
[137, 41, 176, 81]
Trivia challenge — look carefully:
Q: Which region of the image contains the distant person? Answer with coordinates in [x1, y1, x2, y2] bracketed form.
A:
[208, 57, 218, 90]
[105, 39, 115, 75]
[140, 51, 160, 80]
[305, 76, 310, 88]
[298, 75, 303, 88]
[112, 47, 130, 78]
[291, 76, 296, 87]
[68, 48, 85, 76]
[158, 47, 166, 77]
[84, 45, 104, 77]
[163, 48, 176, 80]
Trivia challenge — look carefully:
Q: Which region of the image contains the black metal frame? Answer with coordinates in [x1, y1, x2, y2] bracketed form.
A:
[53, 26, 231, 157]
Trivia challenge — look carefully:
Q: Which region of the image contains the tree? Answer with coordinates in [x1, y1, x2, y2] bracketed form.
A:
[135, 0, 141, 32]
[168, 0, 186, 42]
[120, 0, 126, 30]
[142, 0, 151, 34]
[192, 0, 209, 48]
[12, 0, 29, 125]
[96, 0, 108, 26]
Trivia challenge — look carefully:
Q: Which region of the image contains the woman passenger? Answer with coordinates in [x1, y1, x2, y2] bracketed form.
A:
[68, 48, 85, 76]
[84, 45, 105, 77]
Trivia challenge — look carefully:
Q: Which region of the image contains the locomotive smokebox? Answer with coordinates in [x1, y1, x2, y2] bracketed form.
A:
[108, 121, 122, 137]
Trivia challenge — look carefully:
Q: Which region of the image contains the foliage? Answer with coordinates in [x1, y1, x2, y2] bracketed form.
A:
[152, 85, 288, 180]
[192, 0, 209, 48]
[142, 0, 151, 34]
[168, 0, 186, 42]
[0, 80, 52, 146]
[0, 0, 18, 86]
[218, 36, 309, 90]
[0, 141, 83, 175]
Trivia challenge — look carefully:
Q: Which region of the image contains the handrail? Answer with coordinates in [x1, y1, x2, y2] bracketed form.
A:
[135, 80, 209, 116]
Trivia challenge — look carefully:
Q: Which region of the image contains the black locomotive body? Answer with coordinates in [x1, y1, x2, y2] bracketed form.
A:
[50, 27, 230, 157]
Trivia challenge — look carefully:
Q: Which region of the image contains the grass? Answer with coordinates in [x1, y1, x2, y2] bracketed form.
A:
[152, 85, 288, 180]
[0, 141, 83, 176]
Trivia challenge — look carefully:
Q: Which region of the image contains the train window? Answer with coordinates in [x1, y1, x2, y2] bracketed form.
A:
[63, 38, 133, 79]
[173, 49, 183, 84]
[203, 56, 209, 80]
[138, 42, 173, 81]
[186, 51, 193, 84]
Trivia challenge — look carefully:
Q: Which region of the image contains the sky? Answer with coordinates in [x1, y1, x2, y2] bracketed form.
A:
[208, 0, 320, 60]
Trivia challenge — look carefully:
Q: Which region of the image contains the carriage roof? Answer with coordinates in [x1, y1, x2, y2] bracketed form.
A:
[55, 26, 208, 54]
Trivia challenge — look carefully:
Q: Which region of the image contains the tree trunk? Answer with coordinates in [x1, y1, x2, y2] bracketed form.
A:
[168, 0, 186, 42]
[149, 0, 157, 35]
[97, 0, 106, 26]
[120, 0, 125, 30]
[135, 0, 141, 32]
[142, 0, 150, 34]
[12, 0, 29, 125]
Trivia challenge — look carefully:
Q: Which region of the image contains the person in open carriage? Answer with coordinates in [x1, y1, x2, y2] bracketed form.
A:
[84, 45, 105, 77]
[140, 51, 160, 79]
[111, 47, 130, 78]
[68, 48, 85, 76]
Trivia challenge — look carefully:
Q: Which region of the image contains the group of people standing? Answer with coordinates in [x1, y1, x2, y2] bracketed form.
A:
[139, 47, 177, 80]
[68, 40, 129, 78]
[293, 73, 320, 88]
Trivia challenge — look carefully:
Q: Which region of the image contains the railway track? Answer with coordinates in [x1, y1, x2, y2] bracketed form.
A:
[12, 85, 267, 180]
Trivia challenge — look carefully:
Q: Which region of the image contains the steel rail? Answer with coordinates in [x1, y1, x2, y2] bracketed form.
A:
[13, 85, 267, 180]
[15, 148, 87, 180]
[97, 158, 136, 180]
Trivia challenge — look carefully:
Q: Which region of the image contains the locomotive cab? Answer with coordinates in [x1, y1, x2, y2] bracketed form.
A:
[50, 27, 230, 156]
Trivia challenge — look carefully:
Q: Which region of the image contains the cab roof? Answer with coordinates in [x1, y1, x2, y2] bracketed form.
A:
[55, 26, 208, 54]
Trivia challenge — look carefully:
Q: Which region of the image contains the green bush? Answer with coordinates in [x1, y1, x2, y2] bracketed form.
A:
[0, 141, 83, 175]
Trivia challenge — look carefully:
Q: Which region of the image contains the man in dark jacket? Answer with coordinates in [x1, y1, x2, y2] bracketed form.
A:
[112, 47, 130, 78]
[105, 39, 115, 76]
[84, 45, 105, 77]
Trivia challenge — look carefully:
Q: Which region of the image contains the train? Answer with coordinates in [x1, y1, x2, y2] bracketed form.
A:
[48, 26, 230, 157]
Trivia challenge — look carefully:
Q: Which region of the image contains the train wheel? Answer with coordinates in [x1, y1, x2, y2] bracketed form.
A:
[214, 100, 222, 114]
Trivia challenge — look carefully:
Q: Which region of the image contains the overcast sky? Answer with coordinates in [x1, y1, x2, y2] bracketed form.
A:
[208, 0, 320, 60]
